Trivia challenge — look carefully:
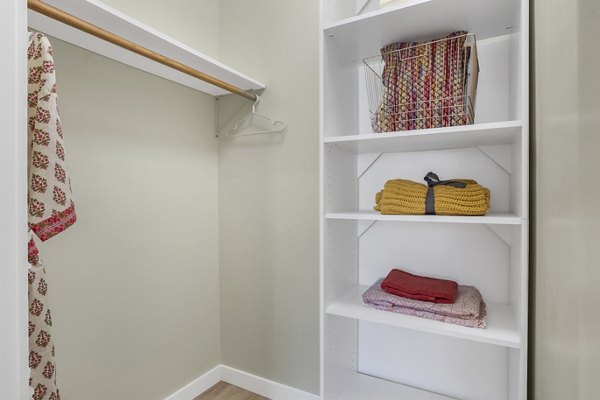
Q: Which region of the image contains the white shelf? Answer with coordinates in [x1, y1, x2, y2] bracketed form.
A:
[28, 0, 265, 96]
[327, 286, 520, 349]
[326, 211, 522, 225]
[338, 372, 456, 400]
[324, 0, 521, 61]
[324, 121, 522, 154]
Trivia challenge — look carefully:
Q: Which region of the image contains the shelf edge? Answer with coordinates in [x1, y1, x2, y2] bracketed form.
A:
[323, 0, 432, 31]
[323, 120, 523, 144]
[326, 289, 521, 349]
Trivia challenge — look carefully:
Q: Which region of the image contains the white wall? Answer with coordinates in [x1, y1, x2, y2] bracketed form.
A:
[533, 0, 600, 398]
[38, 38, 221, 400]
[217, 0, 320, 394]
[0, 1, 29, 398]
[100, 0, 220, 59]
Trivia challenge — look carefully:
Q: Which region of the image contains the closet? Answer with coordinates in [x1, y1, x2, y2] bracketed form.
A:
[320, 0, 528, 399]
[5, 0, 531, 397]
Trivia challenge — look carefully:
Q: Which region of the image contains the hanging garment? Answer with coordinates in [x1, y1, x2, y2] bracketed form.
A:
[374, 172, 490, 216]
[27, 31, 77, 400]
[362, 279, 487, 329]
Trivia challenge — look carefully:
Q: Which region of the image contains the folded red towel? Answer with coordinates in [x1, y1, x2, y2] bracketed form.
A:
[380, 269, 459, 304]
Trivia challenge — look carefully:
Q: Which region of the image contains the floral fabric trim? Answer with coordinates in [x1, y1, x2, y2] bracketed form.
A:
[29, 202, 77, 242]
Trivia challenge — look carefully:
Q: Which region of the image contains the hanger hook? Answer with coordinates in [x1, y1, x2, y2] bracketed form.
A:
[252, 95, 261, 113]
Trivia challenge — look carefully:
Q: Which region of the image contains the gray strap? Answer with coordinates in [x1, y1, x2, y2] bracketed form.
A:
[426, 187, 436, 215]
[423, 172, 467, 215]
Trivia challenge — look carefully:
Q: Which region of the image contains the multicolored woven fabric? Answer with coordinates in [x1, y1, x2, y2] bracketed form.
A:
[372, 31, 474, 132]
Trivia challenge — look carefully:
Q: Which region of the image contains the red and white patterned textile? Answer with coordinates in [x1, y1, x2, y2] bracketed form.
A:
[27, 31, 77, 400]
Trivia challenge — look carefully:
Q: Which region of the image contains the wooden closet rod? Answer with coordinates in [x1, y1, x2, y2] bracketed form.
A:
[27, 0, 258, 102]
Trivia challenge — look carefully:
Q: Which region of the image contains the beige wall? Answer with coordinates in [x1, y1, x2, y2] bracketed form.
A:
[532, 0, 600, 398]
[32, 1, 321, 397]
[40, 38, 221, 399]
[217, 0, 320, 394]
[100, 0, 220, 58]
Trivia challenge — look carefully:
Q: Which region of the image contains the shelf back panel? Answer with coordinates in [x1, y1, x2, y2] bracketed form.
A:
[358, 322, 511, 400]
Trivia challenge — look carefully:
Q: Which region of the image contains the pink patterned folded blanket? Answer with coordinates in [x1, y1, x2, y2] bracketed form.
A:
[362, 279, 487, 329]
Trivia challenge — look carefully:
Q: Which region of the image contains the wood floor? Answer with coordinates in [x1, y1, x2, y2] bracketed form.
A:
[194, 381, 269, 400]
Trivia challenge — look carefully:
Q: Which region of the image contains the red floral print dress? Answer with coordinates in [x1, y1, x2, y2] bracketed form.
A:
[27, 31, 77, 400]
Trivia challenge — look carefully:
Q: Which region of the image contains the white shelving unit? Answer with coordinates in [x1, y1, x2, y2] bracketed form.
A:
[28, 0, 265, 96]
[319, 0, 529, 399]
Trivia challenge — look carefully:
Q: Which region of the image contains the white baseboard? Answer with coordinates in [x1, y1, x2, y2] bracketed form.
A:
[221, 365, 320, 400]
[164, 364, 320, 400]
[164, 365, 221, 400]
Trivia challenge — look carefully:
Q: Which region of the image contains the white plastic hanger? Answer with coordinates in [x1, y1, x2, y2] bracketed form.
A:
[225, 95, 287, 138]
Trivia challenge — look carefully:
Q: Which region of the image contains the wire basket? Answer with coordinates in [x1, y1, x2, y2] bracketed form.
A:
[364, 32, 479, 133]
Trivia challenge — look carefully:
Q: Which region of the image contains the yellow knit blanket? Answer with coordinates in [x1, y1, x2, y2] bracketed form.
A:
[374, 177, 490, 216]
